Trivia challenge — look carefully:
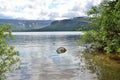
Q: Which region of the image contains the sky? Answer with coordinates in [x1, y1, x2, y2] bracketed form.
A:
[0, 0, 102, 20]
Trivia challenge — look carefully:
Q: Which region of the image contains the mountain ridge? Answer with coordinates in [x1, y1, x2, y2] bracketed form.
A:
[0, 19, 52, 31]
[37, 17, 92, 31]
[0, 17, 91, 31]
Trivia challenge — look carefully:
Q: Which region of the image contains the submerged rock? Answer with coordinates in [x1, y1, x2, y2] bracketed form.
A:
[56, 47, 67, 54]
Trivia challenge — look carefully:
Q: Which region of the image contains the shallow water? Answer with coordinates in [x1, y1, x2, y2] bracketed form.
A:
[6, 32, 98, 80]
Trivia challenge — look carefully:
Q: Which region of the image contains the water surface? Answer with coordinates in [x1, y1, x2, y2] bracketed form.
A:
[7, 32, 97, 80]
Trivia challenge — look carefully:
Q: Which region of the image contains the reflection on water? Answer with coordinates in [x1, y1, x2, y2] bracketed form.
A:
[6, 32, 98, 80]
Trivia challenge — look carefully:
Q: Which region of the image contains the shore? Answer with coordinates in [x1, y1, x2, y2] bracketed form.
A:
[83, 51, 120, 80]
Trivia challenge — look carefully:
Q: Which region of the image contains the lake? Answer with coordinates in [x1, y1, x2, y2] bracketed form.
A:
[6, 32, 98, 80]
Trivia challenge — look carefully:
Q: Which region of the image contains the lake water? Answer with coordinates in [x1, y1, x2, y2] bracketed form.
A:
[6, 32, 98, 80]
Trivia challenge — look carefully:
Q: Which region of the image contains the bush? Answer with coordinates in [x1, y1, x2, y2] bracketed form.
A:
[0, 25, 20, 80]
[79, 0, 120, 54]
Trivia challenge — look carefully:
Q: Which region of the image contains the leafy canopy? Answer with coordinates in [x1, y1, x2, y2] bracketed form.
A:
[0, 25, 20, 80]
[80, 0, 120, 54]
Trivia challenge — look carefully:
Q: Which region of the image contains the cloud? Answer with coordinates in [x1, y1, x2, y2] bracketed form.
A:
[0, 13, 13, 19]
[62, 12, 80, 18]
[48, 12, 59, 20]
[0, 0, 102, 20]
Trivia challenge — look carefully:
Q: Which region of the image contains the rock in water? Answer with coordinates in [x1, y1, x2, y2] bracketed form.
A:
[56, 47, 67, 54]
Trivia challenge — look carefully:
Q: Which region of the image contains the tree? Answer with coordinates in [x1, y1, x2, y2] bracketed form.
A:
[80, 0, 120, 53]
[0, 25, 20, 80]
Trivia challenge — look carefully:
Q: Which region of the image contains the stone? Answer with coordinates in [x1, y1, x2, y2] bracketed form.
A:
[56, 47, 67, 54]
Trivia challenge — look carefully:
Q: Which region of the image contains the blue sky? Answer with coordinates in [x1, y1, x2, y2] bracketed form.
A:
[0, 0, 102, 20]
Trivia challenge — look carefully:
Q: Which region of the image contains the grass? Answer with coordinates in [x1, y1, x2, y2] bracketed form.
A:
[83, 51, 120, 80]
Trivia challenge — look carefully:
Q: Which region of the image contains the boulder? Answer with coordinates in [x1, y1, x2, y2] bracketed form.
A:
[56, 47, 67, 54]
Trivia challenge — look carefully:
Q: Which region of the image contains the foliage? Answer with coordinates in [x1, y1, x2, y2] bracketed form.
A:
[80, 0, 120, 54]
[0, 24, 20, 80]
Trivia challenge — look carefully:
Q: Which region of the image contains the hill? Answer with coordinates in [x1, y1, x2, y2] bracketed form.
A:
[37, 17, 91, 31]
[0, 19, 52, 31]
[0, 17, 92, 31]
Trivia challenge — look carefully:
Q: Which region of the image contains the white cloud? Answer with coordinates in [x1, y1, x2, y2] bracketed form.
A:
[0, 0, 102, 20]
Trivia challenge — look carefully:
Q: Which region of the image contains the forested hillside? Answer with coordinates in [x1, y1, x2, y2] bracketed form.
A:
[38, 17, 91, 31]
[0, 17, 92, 31]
